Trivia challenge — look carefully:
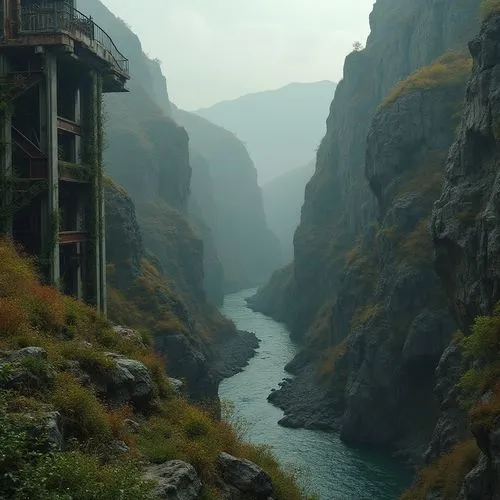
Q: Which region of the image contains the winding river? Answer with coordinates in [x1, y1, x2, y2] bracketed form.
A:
[219, 289, 412, 500]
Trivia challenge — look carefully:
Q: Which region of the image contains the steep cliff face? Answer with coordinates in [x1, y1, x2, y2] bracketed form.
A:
[261, 162, 315, 262]
[173, 107, 283, 291]
[253, 0, 481, 460]
[256, 0, 479, 339]
[268, 56, 469, 455]
[432, 23, 500, 332]
[402, 13, 500, 498]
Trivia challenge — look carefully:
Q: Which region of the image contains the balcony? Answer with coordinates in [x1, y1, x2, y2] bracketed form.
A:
[6, 2, 129, 83]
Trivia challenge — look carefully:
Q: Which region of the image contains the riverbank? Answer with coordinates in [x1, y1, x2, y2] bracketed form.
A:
[219, 289, 412, 499]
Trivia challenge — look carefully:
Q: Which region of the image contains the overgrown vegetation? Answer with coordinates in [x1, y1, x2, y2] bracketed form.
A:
[382, 51, 472, 107]
[0, 239, 310, 499]
[457, 304, 500, 430]
[402, 306, 500, 499]
[400, 440, 480, 500]
[481, 0, 500, 19]
[400, 218, 434, 265]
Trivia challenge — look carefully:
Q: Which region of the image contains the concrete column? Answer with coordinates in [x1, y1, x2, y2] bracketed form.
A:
[95, 73, 106, 315]
[44, 52, 60, 286]
[82, 71, 106, 314]
[0, 54, 12, 236]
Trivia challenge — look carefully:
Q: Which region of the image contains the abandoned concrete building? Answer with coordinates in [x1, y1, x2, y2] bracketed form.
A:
[0, 0, 129, 314]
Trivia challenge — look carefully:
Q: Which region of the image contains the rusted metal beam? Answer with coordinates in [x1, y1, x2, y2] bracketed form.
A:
[59, 231, 88, 245]
[57, 117, 83, 136]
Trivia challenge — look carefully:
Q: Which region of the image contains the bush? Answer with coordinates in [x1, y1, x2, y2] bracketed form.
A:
[382, 51, 472, 107]
[52, 373, 112, 443]
[457, 307, 500, 407]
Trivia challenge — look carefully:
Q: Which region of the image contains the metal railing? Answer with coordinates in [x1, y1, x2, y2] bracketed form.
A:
[19, 1, 129, 76]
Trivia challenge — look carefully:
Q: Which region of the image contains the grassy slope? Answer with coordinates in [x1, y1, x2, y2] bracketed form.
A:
[0, 240, 310, 500]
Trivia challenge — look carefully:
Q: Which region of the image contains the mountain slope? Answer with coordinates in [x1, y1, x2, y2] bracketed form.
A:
[195, 81, 336, 184]
[262, 161, 315, 261]
[172, 106, 283, 291]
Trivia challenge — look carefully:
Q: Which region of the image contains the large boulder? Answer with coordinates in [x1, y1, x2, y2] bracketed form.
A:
[86, 353, 155, 408]
[0, 347, 53, 392]
[106, 354, 155, 407]
[145, 460, 202, 500]
[155, 333, 218, 401]
[217, 452, 274, 500]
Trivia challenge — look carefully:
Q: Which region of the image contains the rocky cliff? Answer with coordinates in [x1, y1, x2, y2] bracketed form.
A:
[402, 10, 500, 498]
[105, 177, 261, 405]
[254, 0, 479, 339]
[252, 0, 480, 460]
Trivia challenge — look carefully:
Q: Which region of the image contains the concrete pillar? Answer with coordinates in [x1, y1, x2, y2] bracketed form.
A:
[0, 54, 12, 236]
[82, 70, 106, 315]
[95, 73, 106, 316]
[44, 52, 60, 286]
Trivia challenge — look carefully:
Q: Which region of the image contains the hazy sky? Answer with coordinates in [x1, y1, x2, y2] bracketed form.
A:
[100, 0, 375, 110]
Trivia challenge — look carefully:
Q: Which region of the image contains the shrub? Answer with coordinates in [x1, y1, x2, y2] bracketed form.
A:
[17, 451, 154, 500]
[457, 307, 500, 407]
[400, 440, 479, 500]
[0, 298, 29, 336]
[59, 343, 115, 375]
[461, 312, 500, 360]
[382, 51, 472, 107]
[135, 351, 170, 397]
[52, 373, 111, 443]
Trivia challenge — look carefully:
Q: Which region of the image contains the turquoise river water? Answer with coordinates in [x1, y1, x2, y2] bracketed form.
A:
[219, 289, 413, 500]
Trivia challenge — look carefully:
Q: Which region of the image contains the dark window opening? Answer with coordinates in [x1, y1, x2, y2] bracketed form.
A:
[58, 129, 76, 163]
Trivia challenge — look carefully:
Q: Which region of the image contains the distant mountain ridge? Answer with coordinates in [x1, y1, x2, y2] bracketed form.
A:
[195, 81, 337, 184]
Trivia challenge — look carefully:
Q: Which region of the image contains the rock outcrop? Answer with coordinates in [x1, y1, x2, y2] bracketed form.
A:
[217, 453, 275, 500]
[146, 461, 202, 500]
